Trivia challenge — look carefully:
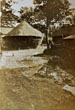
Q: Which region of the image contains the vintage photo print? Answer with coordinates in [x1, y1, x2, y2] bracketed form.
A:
[0, 0, 75, 110]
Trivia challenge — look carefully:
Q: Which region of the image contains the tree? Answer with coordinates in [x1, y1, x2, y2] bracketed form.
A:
[1, 0, 18, 27]
[34, 0, 70, 50]
[1, 0, 34, 26]
[18, 7, 34, 24]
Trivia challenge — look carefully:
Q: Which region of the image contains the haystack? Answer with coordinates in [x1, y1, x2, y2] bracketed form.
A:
[2, 21, 43, 50]
[5, 21, 43, 37]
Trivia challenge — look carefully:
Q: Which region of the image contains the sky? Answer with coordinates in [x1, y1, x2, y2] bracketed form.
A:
[6, 0, 34, 16]
[69, 0, 75, 8]
[10, 0, 34, 10]
[9, 0, 75, 10]
[9, 0, 75, 16]
[0, 0, 75, 16]
[0, 0, 75, 9]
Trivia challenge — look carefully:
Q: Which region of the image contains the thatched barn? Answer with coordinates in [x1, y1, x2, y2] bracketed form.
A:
[2, 21, 43, 50]
[63, 34, 75, 50]
[51, 25, 75, 45]
[61, 35, 75, 70]
[52, 25, 75, 38]
[0, 27, 13, 37]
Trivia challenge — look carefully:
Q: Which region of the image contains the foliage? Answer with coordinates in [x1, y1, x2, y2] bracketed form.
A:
[18, 7, 34, 23]
[34, 0, 70, 49]
[34, 0, 70, 27]
[1, 0, 18, 27]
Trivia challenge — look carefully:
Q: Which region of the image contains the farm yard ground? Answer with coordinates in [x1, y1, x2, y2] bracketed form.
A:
[0, 46, 75, 110]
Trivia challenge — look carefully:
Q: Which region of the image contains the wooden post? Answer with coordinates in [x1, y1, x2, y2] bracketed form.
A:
[0, 37, 2, 54]
[46, 28, 49, 51]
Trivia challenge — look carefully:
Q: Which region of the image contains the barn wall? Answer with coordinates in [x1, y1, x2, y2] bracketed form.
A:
[52, 25, 75, 37]
[2, 36, 41, 50]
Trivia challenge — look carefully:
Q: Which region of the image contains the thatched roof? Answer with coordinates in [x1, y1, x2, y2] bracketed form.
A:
[64, 34, 75, 40]
[5, 21, 43, 37]
[52, 25, 75, 37]
[0, 27, 13, 35]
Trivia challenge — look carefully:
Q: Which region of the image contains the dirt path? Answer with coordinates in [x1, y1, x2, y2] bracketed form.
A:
[0, 69, 75, 110]
[0, 47, 75, 110]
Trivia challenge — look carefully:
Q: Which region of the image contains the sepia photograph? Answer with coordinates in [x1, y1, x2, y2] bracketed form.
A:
[0, 0, 75, 110]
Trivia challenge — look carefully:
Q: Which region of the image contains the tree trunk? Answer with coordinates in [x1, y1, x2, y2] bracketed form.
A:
[46, 26, 50, 50]
[46, 31, 49, 50]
